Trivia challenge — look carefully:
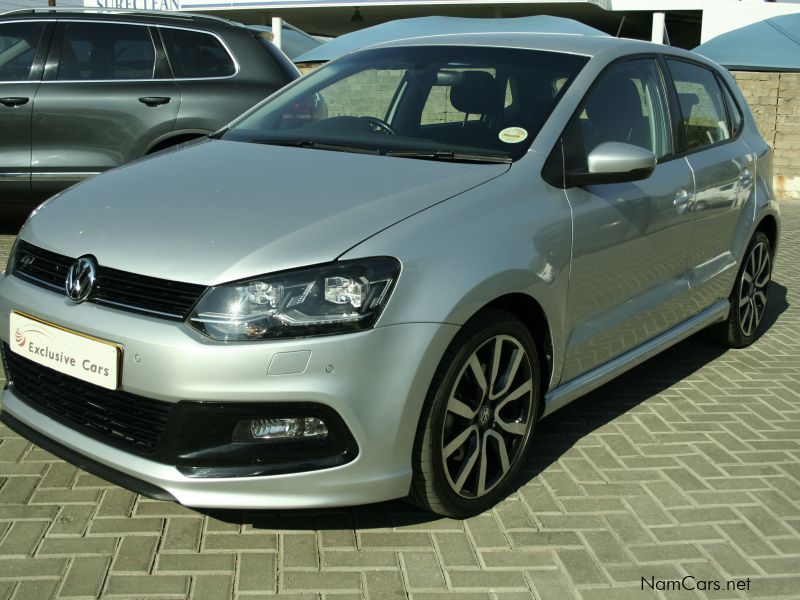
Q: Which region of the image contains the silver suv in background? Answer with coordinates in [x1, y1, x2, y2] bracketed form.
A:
[0, 34, 779, 517]
[0, 9, 299, 221]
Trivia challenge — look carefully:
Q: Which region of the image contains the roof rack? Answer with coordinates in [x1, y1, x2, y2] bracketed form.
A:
[0, 7, 238, 26]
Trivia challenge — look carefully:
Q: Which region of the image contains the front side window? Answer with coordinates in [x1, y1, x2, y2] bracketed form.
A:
[224, 46, 588, 162]
[161, 28, 235, 79]
[562, 58, 672, 174]
[0, 22, 46, 81]
[57, 22, 156, 80]
[667, 60, 731, 151]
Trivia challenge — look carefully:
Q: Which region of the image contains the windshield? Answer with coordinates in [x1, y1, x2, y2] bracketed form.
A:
[224, 45, 588, 162]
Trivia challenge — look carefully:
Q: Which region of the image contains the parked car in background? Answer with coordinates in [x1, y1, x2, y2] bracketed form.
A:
[247, 22, 323, 61]
[0, 9, 299, 221]
[0, 33, 779, 517]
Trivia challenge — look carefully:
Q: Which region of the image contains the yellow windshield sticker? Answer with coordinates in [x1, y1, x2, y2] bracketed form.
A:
[498, 127, 528, 144]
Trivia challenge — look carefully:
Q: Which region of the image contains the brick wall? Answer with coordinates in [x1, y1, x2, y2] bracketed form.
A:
[733, 71, 800, 198]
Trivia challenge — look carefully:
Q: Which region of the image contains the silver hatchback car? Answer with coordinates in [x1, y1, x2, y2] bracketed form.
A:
[0, 33, 780, 517]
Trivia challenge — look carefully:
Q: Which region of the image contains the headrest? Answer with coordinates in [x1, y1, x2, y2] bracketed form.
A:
[586, 76, 643, 121]
[678, 92, 700, 118]
[449, 71, 503, 115]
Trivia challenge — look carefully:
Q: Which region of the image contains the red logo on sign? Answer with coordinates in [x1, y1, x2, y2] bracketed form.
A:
[14, 329, 26, 348]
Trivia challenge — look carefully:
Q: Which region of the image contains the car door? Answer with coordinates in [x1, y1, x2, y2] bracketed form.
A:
[558, 57, 696, 381]
[0, 20, 53, 215]
[664, 58, 756, 313]
[158, 26, 268, 134]
[30, 20, 179, 202]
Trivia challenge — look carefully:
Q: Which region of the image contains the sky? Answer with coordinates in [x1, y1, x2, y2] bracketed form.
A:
[1, 0, 81, 14]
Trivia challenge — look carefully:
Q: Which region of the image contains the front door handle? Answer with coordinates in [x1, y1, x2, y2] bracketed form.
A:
[0, 97, 29, 107]
[673, 189, 692, 214]
[138, 96, 171, 107]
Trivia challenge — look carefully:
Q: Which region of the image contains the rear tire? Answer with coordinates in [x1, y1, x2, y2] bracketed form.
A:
[710, 231, 772, 348]
[408, 309, 540, 518]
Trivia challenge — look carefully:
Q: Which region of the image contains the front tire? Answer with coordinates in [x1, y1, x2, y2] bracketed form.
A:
[711, 231, 772, 348]
[408, 309, 541, 518]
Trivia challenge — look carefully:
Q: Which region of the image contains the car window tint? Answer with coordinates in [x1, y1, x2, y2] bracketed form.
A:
[667, 60, 731, 151]
[719, 78, 744, 137]
[565, 58, 672, 167]
[0, 22, 46, 81]
[57, 22, 155, 80]
[161, 28, 235, 78]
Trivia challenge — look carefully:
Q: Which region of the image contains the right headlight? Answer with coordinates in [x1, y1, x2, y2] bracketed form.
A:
[188, 257, 401, 341]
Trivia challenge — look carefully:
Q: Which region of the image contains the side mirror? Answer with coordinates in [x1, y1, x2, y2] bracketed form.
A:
[565, 142, 656, 187]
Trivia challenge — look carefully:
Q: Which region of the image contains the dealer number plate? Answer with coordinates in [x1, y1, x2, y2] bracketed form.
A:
[9, 311, 121, 390]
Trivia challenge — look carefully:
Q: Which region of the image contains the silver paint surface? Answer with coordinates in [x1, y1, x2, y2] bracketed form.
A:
[0, 33, 780, 508]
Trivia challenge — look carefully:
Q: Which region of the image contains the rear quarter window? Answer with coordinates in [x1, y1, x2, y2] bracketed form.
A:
[161, 28, 235, 79]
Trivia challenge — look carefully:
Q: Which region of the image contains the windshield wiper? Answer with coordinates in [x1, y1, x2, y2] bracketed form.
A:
[384, 150, 511, 164]
[250, 139, 379, 155]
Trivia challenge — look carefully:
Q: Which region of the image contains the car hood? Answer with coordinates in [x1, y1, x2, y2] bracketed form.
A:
[22, 139, 508, 285]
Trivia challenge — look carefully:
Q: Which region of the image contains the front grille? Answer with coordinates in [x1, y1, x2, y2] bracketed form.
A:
[2, 343, 174, 455]
[11, 241, 72, 292]
[12, 241, 207, 320]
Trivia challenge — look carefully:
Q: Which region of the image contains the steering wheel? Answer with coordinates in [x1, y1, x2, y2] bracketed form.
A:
[362, 116, 397, 135]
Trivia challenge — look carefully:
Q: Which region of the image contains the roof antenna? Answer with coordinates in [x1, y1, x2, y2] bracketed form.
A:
[615, 15, 626, 38]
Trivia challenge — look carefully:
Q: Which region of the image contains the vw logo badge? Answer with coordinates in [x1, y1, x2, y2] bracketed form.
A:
[65, 256, 97, 303]
[478, 406, 492, 427]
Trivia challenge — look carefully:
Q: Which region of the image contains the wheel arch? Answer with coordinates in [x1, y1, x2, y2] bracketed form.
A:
[756, 213, 779, 257]
[144, 130, 213, 155]
[474, 292, 555, 400]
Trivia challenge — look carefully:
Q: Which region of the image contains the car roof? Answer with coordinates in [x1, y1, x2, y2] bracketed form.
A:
[0, 9, 243, 32]
[366, 32, 713, 65]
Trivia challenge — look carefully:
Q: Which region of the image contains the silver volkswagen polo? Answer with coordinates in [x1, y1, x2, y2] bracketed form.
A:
[0, 33, 780, 517]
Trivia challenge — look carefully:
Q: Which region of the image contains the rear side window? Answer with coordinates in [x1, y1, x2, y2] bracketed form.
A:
[57, 22, 156, 80]
[0, 22, 47, 81]
[161, 28, 235, 79]
[667, 60, 731, 151]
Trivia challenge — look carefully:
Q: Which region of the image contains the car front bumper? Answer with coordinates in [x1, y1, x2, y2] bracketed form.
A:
[0, 273, 458, 508]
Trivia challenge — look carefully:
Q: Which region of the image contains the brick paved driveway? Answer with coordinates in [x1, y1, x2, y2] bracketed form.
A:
[0, 202, 798, 600]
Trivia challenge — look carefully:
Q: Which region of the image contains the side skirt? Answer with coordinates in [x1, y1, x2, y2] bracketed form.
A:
[542, 300, 730, 417]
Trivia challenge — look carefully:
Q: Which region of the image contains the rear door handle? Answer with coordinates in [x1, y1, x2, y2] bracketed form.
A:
[138, 96, 171, 107]
[0, 97, 29, 107]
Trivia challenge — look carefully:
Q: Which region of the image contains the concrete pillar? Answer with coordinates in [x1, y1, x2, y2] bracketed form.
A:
[651, 12, 665, 44]
[271, 16, 283, 51]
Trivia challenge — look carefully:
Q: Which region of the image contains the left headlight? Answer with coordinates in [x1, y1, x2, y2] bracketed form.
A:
[3, 238, 18, 275]
[188, 257, 401, 341]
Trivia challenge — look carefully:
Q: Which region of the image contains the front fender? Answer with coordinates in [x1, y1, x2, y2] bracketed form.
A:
[341, 163, 573, 391]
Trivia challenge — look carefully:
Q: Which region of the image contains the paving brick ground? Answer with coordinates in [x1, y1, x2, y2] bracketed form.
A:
[0, 202, 798, 599]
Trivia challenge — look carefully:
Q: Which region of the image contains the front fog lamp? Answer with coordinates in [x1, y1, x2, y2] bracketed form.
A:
[232, 417, 328, 442]
[188, 257, 400, 340]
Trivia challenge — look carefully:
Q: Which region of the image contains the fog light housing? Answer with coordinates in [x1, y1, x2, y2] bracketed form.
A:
[232, 417, 328, 442]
